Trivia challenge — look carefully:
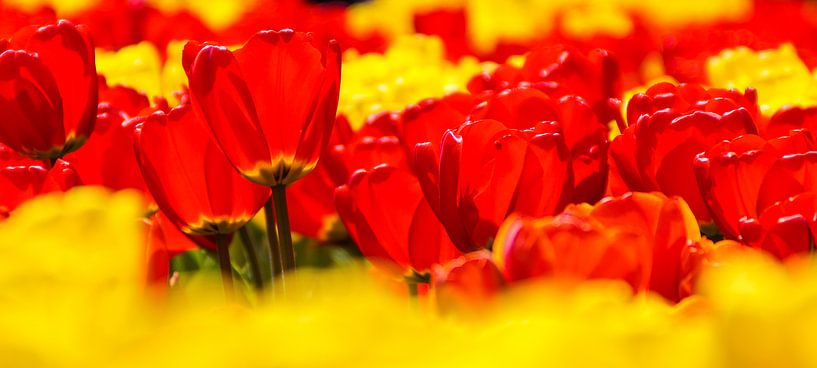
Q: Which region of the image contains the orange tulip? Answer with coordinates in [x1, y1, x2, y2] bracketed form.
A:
[494, 192, 708, 301]
[432, 251, 505, 313]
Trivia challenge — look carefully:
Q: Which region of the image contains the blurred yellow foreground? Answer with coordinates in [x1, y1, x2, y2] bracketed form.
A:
[1, 188, 816, 368]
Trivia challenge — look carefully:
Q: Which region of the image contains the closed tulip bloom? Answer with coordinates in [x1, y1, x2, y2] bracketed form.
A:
[335, 164, 461, 274]
[287, 115, 402, 240]
[397, 92, 481, 166]
[144, 211, 220, 287]
[65, 79, 151, 196]
[493, 212, 650, 289]
[0, 159, 80, 218]
[468, 87, 609, 203]
[696, 130, 817, 258]
[133, 104, 270, 236]
[610, 82, 758, 221]
[468, 45, 620, 121]
[415, 119, 573, 252]
[765, 106, 817, 139]
[739, 193, 817, 259]
[589, 192, 704, 301]
[0, 20, 97, 159]
[694, 131, 816, 241]
[186, 29, 341, 187]
[494, 192, 710, 301]
[432, 251, 506, 313]
[285, 162, 340, 240]
[0, 143, 38, 167]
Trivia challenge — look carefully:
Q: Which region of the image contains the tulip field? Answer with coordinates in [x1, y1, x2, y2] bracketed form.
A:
[5, 0, 817, 366]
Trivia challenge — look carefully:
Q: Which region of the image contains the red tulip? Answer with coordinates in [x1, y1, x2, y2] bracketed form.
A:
[432, 251, 505, 312]
[327, 133, 407, 182]
[415, 119, 573, 252]
[661, 27, 761, 84]
[765, 106, 817, 139]
[413, 7, 470, 60]
[287, 114, 404, 240]
[285, 162, 341, 240]
[662, 2, 817, 83]
[739, 193, 817, 259]
[133, 104, 270, 235]
[0, 6, 56, 40]
[217, 0, 374, 55]
[624, 82, 759, 127]
[467, 45, 620, 121]
[694, 131, 816, 240]
[0, 143, 39, 166]
[186, 29, 341, 186]
[0, 159, 80, 218]
[468, 87, 609, 203]
[144, 219, 170, 287]
[335, 164, 460, 274]
[0, 20, 97, 159]
[67, 0, 217, 52]
[144, 211, 220, 286]
[95, 76, 154, 117]
[64, 79, 151, 195]
[397, 92, 480, 168]
[549, 16, 656, 90]
[610, 82, 758, 221]
[694, 130, 817, 259]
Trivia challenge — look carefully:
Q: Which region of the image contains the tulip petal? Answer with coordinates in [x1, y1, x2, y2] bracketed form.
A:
[14, 20, 96, 144]
[188, 45, 272, 183]
[134, 105, 269, 235]
[64, 83, 150, 194]
[648, 111, 754, 221]
[432, 251, 505, 312]
[0, 50, 65, 156]
[757, 152, 817, 212]
[468, 87, 559, 130]
[336, 165, 456, 273]
[399, 93, 474, 165]
[694, 135, 774, 239]
[408, 198, 460, 272]
[556, 95, 609, 203]
[0, 159, 78, 214]
[233, 30, 340, 183]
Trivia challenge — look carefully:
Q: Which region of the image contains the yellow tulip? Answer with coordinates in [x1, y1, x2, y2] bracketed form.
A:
[706, 44, 817, 115]
[95, 41, 189, 105]
[339, 34, 489, 128]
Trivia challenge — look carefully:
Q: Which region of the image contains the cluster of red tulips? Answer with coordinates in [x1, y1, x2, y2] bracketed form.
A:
[4, 0, 817, 310]
[0, 19, 343, 295]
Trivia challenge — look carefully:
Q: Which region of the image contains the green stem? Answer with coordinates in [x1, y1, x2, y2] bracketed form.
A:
[215, 233, 234, 301]
[272, 185, 295, 272]
[407, 282, 419, 298]
[238, 226, 263, 291]
[264, 198, 283, 277]
[404, 272, 429, 302]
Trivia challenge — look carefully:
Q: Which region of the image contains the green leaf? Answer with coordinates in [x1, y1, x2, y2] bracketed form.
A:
[169, 249, 218, 273]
